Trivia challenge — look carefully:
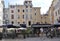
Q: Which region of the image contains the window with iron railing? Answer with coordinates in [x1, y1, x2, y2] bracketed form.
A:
[11, 15, 14, 19]
[18, 9, 20, 12]
[11, 10, 14, 13]
[11, 21, 14, 24]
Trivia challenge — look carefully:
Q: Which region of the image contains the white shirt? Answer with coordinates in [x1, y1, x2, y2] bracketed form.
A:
[40, 28, 43, 32]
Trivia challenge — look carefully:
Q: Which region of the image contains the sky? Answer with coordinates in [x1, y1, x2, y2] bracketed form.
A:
[4, 0, 53, 14]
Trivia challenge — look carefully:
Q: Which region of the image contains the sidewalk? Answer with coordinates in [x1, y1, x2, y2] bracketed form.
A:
[1, 37, 60, 41]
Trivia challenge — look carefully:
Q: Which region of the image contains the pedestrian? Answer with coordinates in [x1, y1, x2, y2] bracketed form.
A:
[37, 31, 40, 37]
[40, 28, 44, 37]
[46, 29, 48, 37]
[46, 28, 51, 38]
[50, 28, 54, 38]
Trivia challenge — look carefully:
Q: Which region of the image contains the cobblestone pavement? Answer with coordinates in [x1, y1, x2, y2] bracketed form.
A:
[0, 37, 60, 41]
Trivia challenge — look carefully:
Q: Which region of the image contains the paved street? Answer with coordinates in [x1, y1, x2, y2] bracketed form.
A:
[0, 37, 60, 41]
